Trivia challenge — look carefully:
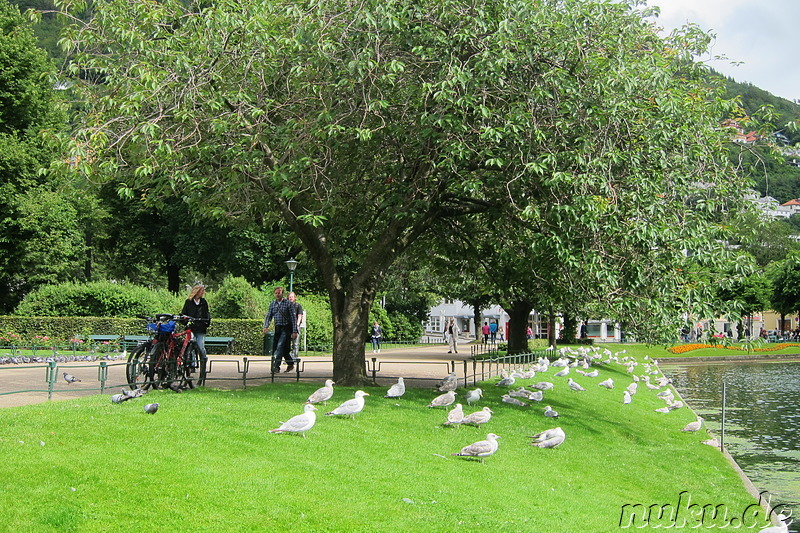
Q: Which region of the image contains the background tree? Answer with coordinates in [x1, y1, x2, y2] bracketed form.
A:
[57, 0, 751, 383]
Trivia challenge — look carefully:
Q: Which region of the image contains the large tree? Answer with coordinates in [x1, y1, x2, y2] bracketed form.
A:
[56, 0, 750, 383]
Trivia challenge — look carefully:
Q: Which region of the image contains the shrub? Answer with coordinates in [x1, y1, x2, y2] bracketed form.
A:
[14, 281, 181, 317]
[207, 275, 263, 319]
[387, 312, 423, 341]
[294, 293, 333, 349]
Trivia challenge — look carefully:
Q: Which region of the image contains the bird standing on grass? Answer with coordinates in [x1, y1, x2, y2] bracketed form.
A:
[681, 417, 703, 432]
[452, 433, 500, 463]
[465, 388, 483, 405]
[567, 378, 585, 391]
[307, 379, 335, 404]
[270, 404, 317, 437]
[428, 390, 457, 408]
[385, 377, 405, 399]
[326, 390, 369, 419]
[143, 403, 159, 414]
[445, 403, 464, 425]
[437, 372, 458, 392]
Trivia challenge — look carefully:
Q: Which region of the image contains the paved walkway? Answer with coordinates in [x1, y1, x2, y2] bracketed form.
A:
[0, 340, 494, 408]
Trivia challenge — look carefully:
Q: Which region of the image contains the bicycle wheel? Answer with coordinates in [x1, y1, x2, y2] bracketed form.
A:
[149, 342, 169, 389]
[181, 342, 207, 388]
[126, 342, 153, 390]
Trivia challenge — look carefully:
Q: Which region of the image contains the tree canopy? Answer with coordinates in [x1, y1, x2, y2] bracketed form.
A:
[56, 0, 753, 382]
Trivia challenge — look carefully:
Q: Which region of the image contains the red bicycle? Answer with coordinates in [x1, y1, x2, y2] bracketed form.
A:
[126, 314, 207, 391]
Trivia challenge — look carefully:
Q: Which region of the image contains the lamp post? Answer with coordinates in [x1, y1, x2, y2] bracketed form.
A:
[285, 257, 299, 293]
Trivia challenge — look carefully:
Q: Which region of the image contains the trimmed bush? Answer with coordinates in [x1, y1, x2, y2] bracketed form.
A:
[207, 275, 264, 319]
[14, 281, 181, 318]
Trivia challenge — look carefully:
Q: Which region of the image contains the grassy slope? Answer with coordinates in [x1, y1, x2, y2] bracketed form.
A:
[0, 354, 773, 532]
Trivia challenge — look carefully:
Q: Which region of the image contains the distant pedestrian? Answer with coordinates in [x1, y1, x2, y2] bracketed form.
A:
[446, 318, 460, 354]
[263, 287, 298, 373]
[526, 326, 533, 340]
[371, 321, 383, 354]
[489, 321, 498, 343]
[482, 322, 490, 344]
[288, 291, 304, 361]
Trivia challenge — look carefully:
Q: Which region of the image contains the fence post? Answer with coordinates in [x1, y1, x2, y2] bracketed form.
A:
[243, 357, 248, 389]
[472, 359, 477, 386]
[462, 360, 468, 388]
[46, 361, 57, 400]
[371, 357, 377, 382]
[97, 361, 108, 393]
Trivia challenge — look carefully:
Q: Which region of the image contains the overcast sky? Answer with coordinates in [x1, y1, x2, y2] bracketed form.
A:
[649, 0, 798, 102]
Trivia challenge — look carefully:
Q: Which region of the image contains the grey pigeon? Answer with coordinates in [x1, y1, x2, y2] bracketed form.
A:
[63, 372, 81, 383]
[428, 390, 457, 408]
[143, 403, 159, 414]
[385, 377, 405, 399]
[452, 433, 500, 463]
[325, 390, 369, 418]
[307, 380, 335, 404]
[464, 388, 483, 405]
[122, 388, 144, 399]
[111, 394, 126, 404]
[437, 372, 458, 392]
[270, 404, 317, 437]
[461, 406, 493, 427]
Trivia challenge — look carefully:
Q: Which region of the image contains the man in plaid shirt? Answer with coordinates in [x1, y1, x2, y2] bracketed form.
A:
[263, 286, 298, 373]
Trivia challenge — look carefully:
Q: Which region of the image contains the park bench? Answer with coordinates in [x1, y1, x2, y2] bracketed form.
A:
[121, 334, 234, 354]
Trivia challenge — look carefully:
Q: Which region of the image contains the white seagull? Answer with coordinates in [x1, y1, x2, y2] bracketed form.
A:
[623, 391, 632, 404]
[269, 404, 317, 437]
[325, 390, 369, 418]
[452, 433, 501, 463]
[306, 379, 335, 404]
[567, 378, 585, 391]
[544, 405, 559, 418]
[532, 382, 554, 391]
[531, 427, 566, 448]
[465, 388, 483, 405]
[445, 403, 464, 425]
[681, 417, 703, 432]
[501, 394, 528, 407]
[385, 377, 405, 399]
[598, 378, 614, 389]
[554, 367, 570, 377]
[437, 372, 458, 392]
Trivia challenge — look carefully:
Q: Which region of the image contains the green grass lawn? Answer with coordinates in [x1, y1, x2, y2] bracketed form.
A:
[0, 354, 776, 532]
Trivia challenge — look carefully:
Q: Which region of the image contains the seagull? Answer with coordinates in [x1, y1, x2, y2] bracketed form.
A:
[584, 369, 599, 378]
[143, 403, 159, 414]
[544, 405, 559, 418]
[682, 417, 703, 432]
[63, 372, 81, 383]
[567, 378, 585, 391]
[428, 390, 457, 408]
[626, 383, 638, 395]
[623, 391, 632, 404]
[326, 390, 369, 418]
[496, 375, 515, 387]
[461, 406, 493, 427]
[531, 427, 565, 448]
[756, 514, 790, 533]
[445, 403, 464, 425]
[307, 379, 335, 404]
[532, 382, 554, 391]
[668, 401, 684, 410]
[465, 388, 483, 405]
[437, 372, 458, 392]
[501, 394, 528, 407]
[554, 367, 570, 377]
[654, 406, 670, 414]
[598, 378, 614, 389]
[451, 433, 500, 463]
[385, 377, 405, 399]
[269, 404, 318, 437]
[526, 390, 544, 402]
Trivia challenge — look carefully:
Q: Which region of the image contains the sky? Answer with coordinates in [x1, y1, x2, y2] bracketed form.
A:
[649, 0, 799, 102]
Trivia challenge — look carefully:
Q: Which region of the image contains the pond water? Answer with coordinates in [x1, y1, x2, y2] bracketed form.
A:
[662, 361, 800, 531]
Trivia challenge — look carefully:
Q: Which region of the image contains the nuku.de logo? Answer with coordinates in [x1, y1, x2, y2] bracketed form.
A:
[618, 490, 792, 529]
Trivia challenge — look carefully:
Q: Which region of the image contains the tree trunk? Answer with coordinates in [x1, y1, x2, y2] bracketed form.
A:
[547, 310, 557, 347]
[507, 300, 533, 354]
[470, 300, 483, 341]
[561, 314, 577, 343]
[329, 284, 377, 386]
[167, 262, 181, 295]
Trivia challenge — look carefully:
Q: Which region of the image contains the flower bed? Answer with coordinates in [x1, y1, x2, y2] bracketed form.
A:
[668, 342, 800, 354]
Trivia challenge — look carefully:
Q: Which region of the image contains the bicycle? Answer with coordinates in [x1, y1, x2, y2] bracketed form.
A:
[125, 313, 208, 391]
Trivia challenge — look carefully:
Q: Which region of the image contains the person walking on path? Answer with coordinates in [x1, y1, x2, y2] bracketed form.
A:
[371, 321, 383, 354]
[180, 284, 211, 370]
[482, 322, 490, 344]
[263, 287, 298, 373]
[489, 321, 498, 344]
[446, 318, 460, 354]
[288, 291, 304, 361]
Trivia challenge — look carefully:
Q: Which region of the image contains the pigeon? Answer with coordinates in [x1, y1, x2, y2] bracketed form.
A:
[437, 372, 458, 392]
[531, 427, 565, 448]
[464, 388, 483, 405]
[682, 417, 703, 432]
[326, 390, 369, 418]
[63, 372, 81, 383]
[169, 382, 184, 393]
[269, 404, 318, 437]
[532, 382, 554, 391]
[461, 406, 493, 427]
[544, 405, 559, 418]
[428, 390, 457, 408]
[501, 394, 528, 407]
[111, 394, 125, 404]
[143, 403, 159, 414]
[567, 378, 585, 391]
[445, 403, 464, 425]
[598, 378, 614, 389]
[122, 388, 145, 399]
[623, 391, 632, 405]
[451, 433, 500, 463]
[385, 377, 405, 399]
[307, 379, 335, 404]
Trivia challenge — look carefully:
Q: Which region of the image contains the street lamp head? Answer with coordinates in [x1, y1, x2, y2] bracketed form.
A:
[285, 257, 299, 272]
